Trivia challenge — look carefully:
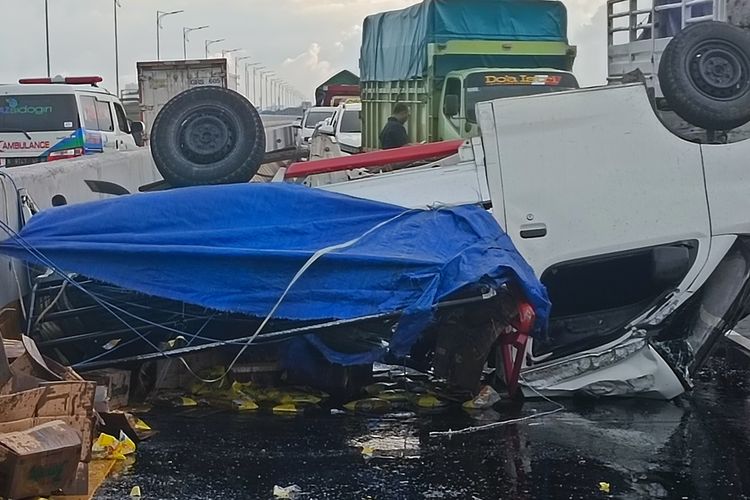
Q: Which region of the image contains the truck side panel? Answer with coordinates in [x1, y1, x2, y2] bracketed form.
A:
[137, 59, 229, 136]
[361, 80, 434, 150]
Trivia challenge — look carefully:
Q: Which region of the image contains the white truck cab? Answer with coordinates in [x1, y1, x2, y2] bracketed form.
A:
[0, 75, 143, 168]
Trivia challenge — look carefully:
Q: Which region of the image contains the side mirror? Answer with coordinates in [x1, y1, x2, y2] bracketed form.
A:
[319, 124, 335, 136]
[444, 94, 459, 117]
[292, 117, 302, 129]
[129, 121, 145, 147]
[130, 121, 145, 134]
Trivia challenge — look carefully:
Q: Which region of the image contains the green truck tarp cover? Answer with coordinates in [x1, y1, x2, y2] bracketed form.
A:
[360, 0, 569, 82]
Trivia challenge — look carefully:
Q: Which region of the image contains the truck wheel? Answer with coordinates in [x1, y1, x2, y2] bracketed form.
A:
[150, 87, 266, 186]
[658, 21, 750, 130]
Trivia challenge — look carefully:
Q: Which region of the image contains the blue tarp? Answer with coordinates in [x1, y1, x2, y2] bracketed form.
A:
[361, 0, 569, 81]
[0, 183, 549, 364]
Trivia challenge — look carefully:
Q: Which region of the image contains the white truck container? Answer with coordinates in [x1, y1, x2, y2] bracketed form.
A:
[136, 59, 232, 139]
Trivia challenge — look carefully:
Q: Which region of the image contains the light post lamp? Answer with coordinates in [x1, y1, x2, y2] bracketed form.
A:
[183, 25, 209, 59]
[156, 10, 183, 60]
[204, 38, 224, 58]
[221, 48, 242, 58]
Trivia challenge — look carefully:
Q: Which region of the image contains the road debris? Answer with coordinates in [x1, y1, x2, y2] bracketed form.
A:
[273, 483, 302, 499]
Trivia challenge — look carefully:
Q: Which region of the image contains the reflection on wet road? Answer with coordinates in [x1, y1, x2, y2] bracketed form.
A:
[95, 346, 750, 499]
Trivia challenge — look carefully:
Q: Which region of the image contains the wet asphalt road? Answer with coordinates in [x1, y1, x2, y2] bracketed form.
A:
[94, 343, 750, 499]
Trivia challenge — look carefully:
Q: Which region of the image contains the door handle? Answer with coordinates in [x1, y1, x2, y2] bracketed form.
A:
[520, 223, 547, 239]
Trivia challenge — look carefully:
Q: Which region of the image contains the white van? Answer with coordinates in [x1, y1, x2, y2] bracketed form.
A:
[0, 76, 144, 167]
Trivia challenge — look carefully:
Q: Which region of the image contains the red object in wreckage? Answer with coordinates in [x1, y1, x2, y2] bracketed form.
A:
[284, 139, 465, 179]
[500, 300, 535, 398]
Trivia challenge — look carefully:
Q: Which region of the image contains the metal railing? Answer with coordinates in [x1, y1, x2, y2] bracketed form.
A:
[608, 0, 726, 45]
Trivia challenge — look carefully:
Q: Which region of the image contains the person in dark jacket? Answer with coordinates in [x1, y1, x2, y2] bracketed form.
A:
[379, 103, 410, 149]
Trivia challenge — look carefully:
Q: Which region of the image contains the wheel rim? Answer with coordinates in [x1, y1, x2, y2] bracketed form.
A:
[178, 106, 237, 164]
[686, 39, 750, 101]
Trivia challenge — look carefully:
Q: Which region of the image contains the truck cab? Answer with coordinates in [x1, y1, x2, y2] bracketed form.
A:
[0, 76, 143, 167]
[438, 68, 579, 140]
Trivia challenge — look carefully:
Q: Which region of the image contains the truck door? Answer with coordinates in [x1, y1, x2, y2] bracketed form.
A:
[112, 101, 137, 150]
[479, 85, 711, 358]
[440, 77, 463, 140]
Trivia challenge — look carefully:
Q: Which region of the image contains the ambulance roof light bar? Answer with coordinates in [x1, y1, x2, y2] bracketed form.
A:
[18, 76, 103, 86]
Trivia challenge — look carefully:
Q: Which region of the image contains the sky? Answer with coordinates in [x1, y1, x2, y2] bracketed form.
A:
[0, 0, 607, 102]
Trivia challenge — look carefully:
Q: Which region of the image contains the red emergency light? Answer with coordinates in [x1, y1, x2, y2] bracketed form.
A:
[19, 76, 103, 85]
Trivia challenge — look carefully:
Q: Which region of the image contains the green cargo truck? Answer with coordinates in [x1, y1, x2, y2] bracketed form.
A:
[360, 0, 579, 150]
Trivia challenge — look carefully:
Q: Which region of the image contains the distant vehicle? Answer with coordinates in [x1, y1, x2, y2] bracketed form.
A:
[295, 106, 337, 150]
[318, 101, 362, 154]
[315, 70, 360, 106]
[359, 0, 579, 148]
[136, 59, 233, 140]
[0, 75, 144, 167]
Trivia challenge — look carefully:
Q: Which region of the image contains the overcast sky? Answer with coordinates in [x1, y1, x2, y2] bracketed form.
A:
[0, 0, 607, 101]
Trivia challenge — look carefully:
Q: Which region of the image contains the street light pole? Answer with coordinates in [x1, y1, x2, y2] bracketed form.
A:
[114, 0, 121, 96]
[244, 63, 259, 100]
[266, 74, 274, 111]
[204, 38, 225, 59]
[183, 25, 209, 59]
[44, 0, 50, 77]
[254, 66, 265, 104]
[156, 10, 183, 60]
[259, 70, 272, 111]
[235, 56, 251, 90]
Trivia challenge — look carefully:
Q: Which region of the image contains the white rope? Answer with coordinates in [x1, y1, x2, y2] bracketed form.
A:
[429, 376, 565, 438]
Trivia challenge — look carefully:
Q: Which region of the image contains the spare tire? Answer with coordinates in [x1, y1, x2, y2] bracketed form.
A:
[658, 21, 750, 130]
[150, 87, 266, 187]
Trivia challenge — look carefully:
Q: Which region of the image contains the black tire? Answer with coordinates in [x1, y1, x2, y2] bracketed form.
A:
[150, 87, 266, 187]
[658, 21, 750, 130]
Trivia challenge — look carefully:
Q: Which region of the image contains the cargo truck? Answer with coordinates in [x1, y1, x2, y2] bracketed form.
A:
[136, 59, 234, 140]
[360, 0, 579, 149]
[315, 70, 360, 107]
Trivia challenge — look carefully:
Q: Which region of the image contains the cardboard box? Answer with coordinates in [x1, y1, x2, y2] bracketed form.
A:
[37, 381, 96, 417]
[0, 333, 96, 464]
[0, 415, 94, 462]
[0, 420, 82, 499]
[83, 368, 131, 411]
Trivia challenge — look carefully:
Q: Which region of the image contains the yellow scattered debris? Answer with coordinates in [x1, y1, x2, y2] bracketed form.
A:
[272, 403, 303, 414]
[598, 481, 611, 494]
[92, 431, 136, 460]
[233, 398, 260, 411]
[133, 418, 151, 431]
[343, 398, 392, 413]
[413, 395, 448, 409]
